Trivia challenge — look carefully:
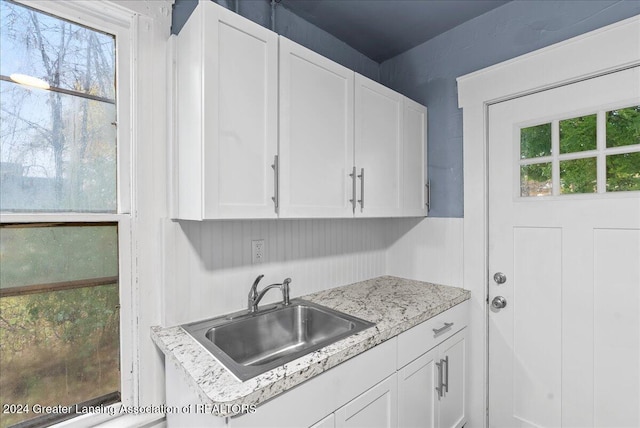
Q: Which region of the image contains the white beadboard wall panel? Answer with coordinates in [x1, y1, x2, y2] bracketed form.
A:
[165, 218, 389, 325]
[385, 217, 463, 287]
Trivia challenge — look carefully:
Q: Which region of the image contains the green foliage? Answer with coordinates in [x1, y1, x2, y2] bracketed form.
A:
[560, 114, 596, 153]
[521, 123, 551, 159]
[560, 157, 597, 194]
[607, 152, 640, 191]
[607, 106, 640, 148]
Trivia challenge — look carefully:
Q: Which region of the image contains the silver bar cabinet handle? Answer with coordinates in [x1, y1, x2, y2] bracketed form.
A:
[271, 155, 279, 211]
[432, 322, 454, 336]
[357, 168, 364, 212]
[349, 166, 357, 213]
[443, 355, 449, 393]
[435, 360, 443, 398]
[426, 180, 431, 212]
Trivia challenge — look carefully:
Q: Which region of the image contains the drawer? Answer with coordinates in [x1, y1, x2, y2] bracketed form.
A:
[397, 300, 469, 369]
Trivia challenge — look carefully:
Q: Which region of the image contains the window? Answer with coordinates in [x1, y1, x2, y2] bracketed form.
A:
[519, 105, 640, 197]
[0, 1, 128, 426]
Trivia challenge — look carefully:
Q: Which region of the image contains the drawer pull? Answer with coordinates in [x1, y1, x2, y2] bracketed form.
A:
[432, 322, 454, 336]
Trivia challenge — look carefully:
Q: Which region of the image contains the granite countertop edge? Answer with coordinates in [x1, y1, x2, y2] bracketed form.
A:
[151, 275, 471, 417]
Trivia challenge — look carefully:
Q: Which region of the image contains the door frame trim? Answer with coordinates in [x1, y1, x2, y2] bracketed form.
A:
[456, 15, 640, 428]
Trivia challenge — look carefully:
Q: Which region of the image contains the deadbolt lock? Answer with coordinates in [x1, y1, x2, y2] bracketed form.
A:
[493, 272, 507, 284]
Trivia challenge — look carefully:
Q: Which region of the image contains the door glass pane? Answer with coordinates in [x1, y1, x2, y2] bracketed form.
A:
[0, 0, 115, 100]
[521, 123, 551, 159]
[521, 163, 552, 197]
[560, 157, 597, 194]
[0, 81, 117, 212]
[606, 152, 640, 192]
[559, 114, 596, 153]
[606, 106, 640, 148]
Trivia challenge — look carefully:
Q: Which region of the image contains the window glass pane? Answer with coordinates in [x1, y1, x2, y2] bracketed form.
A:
[0, 285, 120, 427]
[607, 152, 640, 192]
[560, 157, 597, 194]
[559, 114, 596, 154]
[0, 81, 116, 212]
[0, 224, 120, 427]
[0, 0, 115, 100]
[520, 163, 552, 197]
[0, 225, 117, 289]
[606, 106, 640, 148]
[521, 123, 552, 159]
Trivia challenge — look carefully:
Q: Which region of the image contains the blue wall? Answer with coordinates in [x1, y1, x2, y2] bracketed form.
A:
[172, 0, 379, 81]
[380, 0, 640, 217]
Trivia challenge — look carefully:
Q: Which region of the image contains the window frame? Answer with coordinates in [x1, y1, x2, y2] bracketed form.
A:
[0, 0, 138, 425]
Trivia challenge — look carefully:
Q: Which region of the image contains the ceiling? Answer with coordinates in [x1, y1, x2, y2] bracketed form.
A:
[279, 0, 510, 63]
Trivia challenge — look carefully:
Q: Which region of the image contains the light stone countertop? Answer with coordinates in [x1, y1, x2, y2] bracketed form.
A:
[151, 275, 470, 417]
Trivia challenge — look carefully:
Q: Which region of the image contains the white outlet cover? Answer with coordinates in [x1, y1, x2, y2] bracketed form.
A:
[252, 239, 265, 264]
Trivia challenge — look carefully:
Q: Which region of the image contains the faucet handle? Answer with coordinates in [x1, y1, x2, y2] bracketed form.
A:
[251, 274, 264, 289]
[249, 275, 264, 298]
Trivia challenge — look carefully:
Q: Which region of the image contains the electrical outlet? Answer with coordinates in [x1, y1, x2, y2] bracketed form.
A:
[252, 239, 265, 264]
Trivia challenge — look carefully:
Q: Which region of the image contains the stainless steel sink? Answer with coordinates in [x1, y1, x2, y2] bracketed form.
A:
[182, 299, 375, 381]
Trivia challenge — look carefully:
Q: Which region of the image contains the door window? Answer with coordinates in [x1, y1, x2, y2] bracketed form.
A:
[519, 105, 640, 197]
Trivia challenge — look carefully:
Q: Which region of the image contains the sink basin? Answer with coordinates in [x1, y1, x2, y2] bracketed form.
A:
[182, 299, 375, 381]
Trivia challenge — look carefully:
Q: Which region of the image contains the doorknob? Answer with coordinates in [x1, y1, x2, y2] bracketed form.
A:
[491, 296, 507, 309]
[493, 272, 507, 284]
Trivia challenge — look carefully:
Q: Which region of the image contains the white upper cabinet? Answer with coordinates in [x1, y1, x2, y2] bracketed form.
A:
[403, 97, 428, 216]
[279, 37, 355, 218]
[354, 74, 404, 217]
[175, 1, 278, 220]
[173, 4, 427, 220]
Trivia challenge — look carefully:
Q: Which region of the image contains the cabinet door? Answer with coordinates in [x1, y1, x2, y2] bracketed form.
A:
[279, 37, 355, 218]
[310, 414, 335, 428]
[176, 1, 278, 219]
[398, 349, 438, 428]
[336, 374, 398, 428]
[402, 97, 427, 217]
[438, 329, 467, 428]
[354, 74, 403, 218]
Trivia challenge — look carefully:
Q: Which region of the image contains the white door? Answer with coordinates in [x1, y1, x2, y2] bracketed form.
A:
[279, 36, 355, 218]
[488, 67, 640, 427]
[354, 74, 403, 217]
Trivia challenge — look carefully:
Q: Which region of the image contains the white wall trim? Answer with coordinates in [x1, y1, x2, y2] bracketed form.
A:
[457, 14, 640, 428]
[458, 15, 640, 108]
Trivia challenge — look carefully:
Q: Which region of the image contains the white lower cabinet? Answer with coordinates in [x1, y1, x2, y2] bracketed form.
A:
[398, 329, 468, 428]
[310, 414, 336, 428]
[398, 348, 438, 428]
[166, 303, 468, 428]
[336, 374, 398, 428]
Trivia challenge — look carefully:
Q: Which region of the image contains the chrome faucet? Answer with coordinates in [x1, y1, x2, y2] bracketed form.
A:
[247, 275, 291, 313]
